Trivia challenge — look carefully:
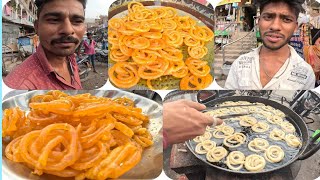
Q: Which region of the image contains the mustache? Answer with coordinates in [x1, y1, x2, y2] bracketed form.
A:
[51, 36, 79, 44]
[264, 31, 285, 38]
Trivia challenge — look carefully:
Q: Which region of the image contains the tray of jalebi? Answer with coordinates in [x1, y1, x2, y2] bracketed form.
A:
[2, 90, 163, 180]
[108, 0, 215, 90]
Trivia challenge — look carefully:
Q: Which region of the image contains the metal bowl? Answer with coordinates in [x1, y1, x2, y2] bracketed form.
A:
[2, 90, 163, 179]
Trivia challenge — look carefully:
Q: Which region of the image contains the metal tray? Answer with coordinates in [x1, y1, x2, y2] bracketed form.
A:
[2, 90, 163, 179]
[108, 0, 215, 90]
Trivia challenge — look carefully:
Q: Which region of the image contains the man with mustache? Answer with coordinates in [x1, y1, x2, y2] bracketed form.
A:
[225, 0, 315, 90]
[4, 0, 86, 90]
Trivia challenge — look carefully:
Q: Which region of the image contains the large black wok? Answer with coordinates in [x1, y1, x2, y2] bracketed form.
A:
[185, 95, 320, 175]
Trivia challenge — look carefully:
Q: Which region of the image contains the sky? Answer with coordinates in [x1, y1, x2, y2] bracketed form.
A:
[85, 0, 112, 19]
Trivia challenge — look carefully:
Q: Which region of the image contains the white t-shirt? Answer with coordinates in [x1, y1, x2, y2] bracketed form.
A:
[224, 45, 315, 90]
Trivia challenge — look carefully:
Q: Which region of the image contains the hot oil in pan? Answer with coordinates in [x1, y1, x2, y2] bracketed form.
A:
[189, 113, 302, 172]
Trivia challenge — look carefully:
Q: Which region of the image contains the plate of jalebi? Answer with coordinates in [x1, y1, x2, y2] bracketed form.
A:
[2, 90, 163, 180]
[108, 0, 215, 90]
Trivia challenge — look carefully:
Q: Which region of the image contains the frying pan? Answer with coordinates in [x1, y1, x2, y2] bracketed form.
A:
[185, 94, 320, 174]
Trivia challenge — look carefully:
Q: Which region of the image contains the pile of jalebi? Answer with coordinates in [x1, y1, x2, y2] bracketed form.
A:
[108, 1, 214, 90]
[2, 90, 153, 180]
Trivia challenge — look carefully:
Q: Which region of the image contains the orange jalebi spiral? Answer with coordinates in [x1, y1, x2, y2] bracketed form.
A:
[189, 26, 214, 42]
[108, 62, 140, 88]
[159, 47, 183, 62]
[163, 60, 185, 75]
[180, 73, 213, 90]
[125, 21, 150, 32]
[185, 57, 210, 77]
[162, 19, 177, 30]
[148, 39, 167, 50]
[184, 35, 201, 47]
[123, 36, 150, 49]
[108, 18, 124, 30]
[138, 58, 169, 79]
[110, 48, 130, 62]
[132, 49, 160, 64]
[2, 107, 26, 138]
[172, 65, 189, 78]
[188, 46, 208, 59]
[163, 30, 184, 48]
[175, 16, 196, 30]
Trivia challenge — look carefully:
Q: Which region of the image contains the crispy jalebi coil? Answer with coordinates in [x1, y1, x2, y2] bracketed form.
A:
[159, 47, 183, 62]
[123, 36, 150, 49]
[109, 30, 121, 46]
[2, 107, 26, 138]
[193, 131, 212, 143]
[223, 133, 246, 148]
[27, 111, 59, 127]
[244, 154, 266, 172]
[239, 116, 257, 127]
[266, 115, 283, 125]
[148, 39, 166, 50]
[206, 146, 228, 162]
[142, 31, 162, 39]
[184, 36, 201, 47]
[269, 128, 285, 141]
[119, 43, 134, 57]
[251, 121, 269, 133]
[15, 123, 80, 175]
[110, 49, 130, 62]
[162, 7, 177, 19]
[185, 57, 210, 77]
[212, 125, 234, 138]
[188, 46, 208, 59]
[285, 134, 301, 148]
[125, 21, 150, 32]
[149, 19, 164, 32]
[264, 145, 285, 163]
[164, 60, 185, 75]
[189, 26, 214, 42]
[80, 123, 115, 149]
[83, 143, 142, 179]
[248, 138, 269, 152]
[29, 99, 75, 115]
[133, 134, 153, 148]
[108, 18, 124, 30]
[180, 73, 213, 90]
[108, 62, 140, 88]
[132, 49, 160, 64]
[280, 121, 296, 133]
[225, 151, 245, 171]
[163, 30, 183, 48]
[195, 139, 216, 154]
[113, 97, 135, 107]
[175, 16, 196, 30]
[172, 66, 189, 78]
[5, 136, 24, 162]
[138, 58, 169, 79]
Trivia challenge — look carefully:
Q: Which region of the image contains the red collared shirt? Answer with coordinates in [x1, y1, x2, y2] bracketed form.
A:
[4, 45, 82, 90]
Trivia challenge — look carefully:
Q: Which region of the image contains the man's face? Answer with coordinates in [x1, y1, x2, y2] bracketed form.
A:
[258, 2, 298, 51]
[35, 0, 86, 57]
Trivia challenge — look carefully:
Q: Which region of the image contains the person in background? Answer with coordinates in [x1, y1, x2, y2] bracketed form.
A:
[163, 100, 223, 148]
[4, 0, 86, 90]
[83, 32, 97, 73]
[225, 0, 315, 90]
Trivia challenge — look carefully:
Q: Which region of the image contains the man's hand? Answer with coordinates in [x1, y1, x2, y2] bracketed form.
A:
[163, 100, 222, 147]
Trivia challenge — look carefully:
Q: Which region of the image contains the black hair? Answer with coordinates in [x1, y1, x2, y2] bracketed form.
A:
[87, 32, 92, 36]
[255, 0, 305, 19]
[35, 0, 87, 18]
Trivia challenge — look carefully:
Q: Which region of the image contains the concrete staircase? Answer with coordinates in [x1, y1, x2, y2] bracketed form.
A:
[214, 31, 257, 86]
